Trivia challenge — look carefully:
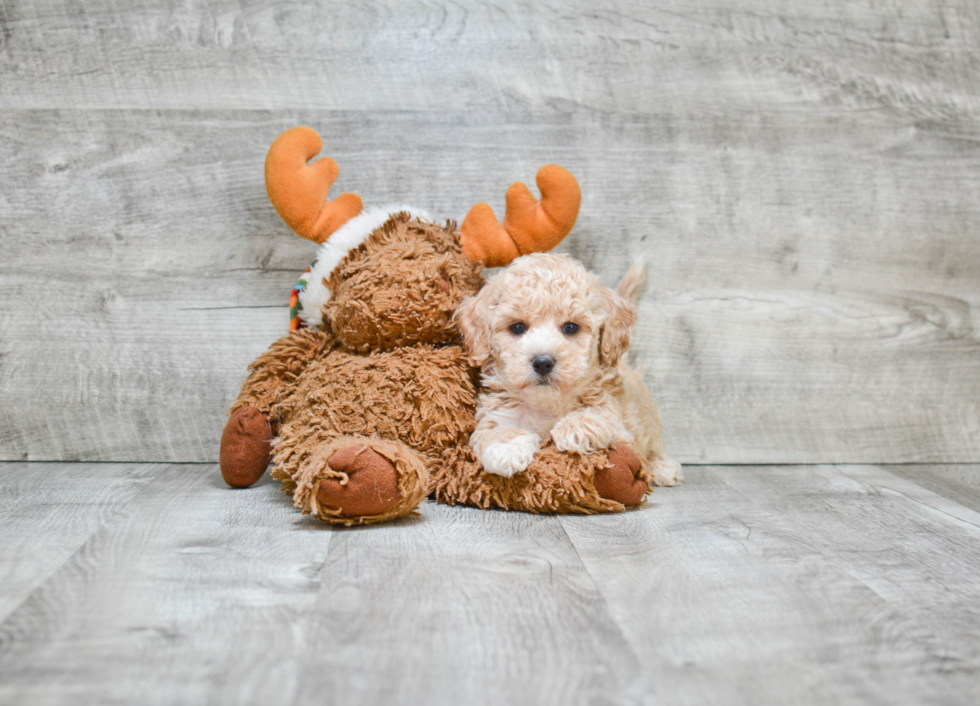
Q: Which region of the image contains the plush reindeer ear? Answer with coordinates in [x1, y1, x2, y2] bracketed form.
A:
[454, 282, 499, 366]
[597, 286, 637, 367]
[459, 165, 581, 267]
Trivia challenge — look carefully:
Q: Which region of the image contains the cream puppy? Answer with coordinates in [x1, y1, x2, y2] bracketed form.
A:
[455, 253, 681, 486]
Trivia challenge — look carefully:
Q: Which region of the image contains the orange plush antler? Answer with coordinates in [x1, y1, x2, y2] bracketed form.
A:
[265, 127, 363, 243]
[459, 165, 581, 267]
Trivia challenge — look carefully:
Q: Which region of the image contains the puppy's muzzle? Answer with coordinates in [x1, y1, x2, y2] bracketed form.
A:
[531, 354, 556, 379]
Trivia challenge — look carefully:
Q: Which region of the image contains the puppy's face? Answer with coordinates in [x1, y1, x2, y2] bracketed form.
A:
[456, 253, 635, 410]
[490, 272, 598, 408]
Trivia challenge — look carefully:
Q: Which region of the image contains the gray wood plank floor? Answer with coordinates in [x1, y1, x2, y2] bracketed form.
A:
[2, 462, 980, 705]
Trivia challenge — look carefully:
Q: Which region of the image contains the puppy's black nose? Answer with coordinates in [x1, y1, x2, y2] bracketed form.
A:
[531, 354, 556, 376]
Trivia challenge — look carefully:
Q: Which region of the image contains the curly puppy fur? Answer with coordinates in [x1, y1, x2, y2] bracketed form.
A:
[455, 253, 681, 487]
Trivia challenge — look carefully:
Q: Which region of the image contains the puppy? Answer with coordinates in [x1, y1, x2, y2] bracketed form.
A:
[455, 253, 681, 487]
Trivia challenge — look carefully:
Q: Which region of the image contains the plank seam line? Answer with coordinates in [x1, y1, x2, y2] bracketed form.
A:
[553, 516, 649, 681]
[834, 464, 980, 532]
[0, 463, 174, 630]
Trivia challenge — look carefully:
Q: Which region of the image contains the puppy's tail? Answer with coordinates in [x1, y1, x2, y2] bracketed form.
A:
[616, 260, 646, 305]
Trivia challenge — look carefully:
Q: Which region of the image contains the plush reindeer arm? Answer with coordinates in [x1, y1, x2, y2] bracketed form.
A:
[221, 328, 335, 488]
[228, 328, 335, 421]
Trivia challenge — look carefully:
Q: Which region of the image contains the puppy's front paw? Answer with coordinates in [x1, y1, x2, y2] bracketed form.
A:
[551, 415, 609, 455]
[481, 434, 541, 477]
[649, 458, 683, 487]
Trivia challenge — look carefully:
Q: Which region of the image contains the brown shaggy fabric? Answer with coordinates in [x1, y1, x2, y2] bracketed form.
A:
[276, 344, 477, 458]
[323, 213, 483, 352]
[431, 442, 651, 514]
[229, 328, 336, 425]
[266, 334, 478, 525]
[272, 434, 430, 526]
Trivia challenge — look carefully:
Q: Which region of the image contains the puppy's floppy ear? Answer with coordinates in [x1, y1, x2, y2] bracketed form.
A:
[597, 286, 636, 367]
[454, 282, 498, 366]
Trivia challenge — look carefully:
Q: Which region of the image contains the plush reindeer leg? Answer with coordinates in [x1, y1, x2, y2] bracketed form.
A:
[273, 435, 430, 526]
[316, 444, 402, 517]
[593, 444, 648, 506]
[220, 407, 274, 488]
[221, 329, 334, 488]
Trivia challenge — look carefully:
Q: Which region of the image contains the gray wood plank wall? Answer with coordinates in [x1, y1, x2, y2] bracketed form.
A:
[1, 0, 979, 464]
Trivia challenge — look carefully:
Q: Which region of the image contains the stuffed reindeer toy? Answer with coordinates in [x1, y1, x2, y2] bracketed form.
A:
[219, 127, 654, 525]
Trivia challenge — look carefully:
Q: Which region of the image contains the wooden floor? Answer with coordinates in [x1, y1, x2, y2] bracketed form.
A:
[2, 462, 980, 705]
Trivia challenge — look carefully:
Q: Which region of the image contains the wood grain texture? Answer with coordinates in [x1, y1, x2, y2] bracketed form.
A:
[2, 461, 980, 704]
[0, 462, 649, 706]
[884, 463, 980, 513]
[0, 462, 162, 622]
[292, 505, 647, 705]
[560, 464, 980, 706]
[1, 108, 978, 463]
[1, 0, 978, 115]
[0, 465, 332, 706]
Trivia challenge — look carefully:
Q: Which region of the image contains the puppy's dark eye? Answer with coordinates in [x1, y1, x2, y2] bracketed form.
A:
[509, 322, 527, 336]
[562, 322, 579, 335]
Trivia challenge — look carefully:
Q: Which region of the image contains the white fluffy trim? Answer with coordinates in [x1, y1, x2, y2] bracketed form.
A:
[298, 205, 432, 329]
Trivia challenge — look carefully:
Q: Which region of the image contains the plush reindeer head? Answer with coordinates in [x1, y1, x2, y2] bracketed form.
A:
[265, 127, 581, 352]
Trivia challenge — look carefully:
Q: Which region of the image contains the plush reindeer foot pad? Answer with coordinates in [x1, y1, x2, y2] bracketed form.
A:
[318, 445, 401, 517]
[594, 444, 647, 507]
[220, 406, 273, 488]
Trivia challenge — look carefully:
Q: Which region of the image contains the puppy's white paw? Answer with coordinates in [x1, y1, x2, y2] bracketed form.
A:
[649, 458, 683, 487]
[551, 416, 607, 455]
[481, 434, 541, 477]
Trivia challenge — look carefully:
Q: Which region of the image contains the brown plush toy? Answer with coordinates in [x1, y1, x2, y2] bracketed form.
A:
[219, 127, 651, 525]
